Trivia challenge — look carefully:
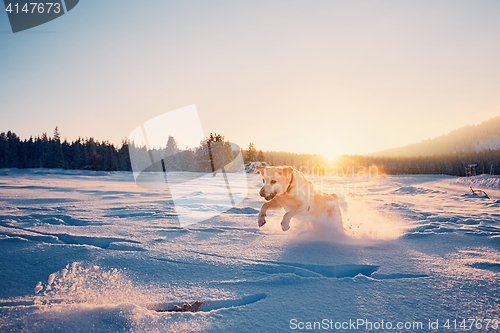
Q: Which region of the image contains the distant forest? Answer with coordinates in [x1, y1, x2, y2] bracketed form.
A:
[1, 127, 499, 176]
[0, 128, 319, 172]
[335, 151, 500, 176]
[0, 128, 132, 171]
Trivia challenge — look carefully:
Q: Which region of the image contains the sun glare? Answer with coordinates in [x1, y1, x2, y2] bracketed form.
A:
[321, 151, 342, 162]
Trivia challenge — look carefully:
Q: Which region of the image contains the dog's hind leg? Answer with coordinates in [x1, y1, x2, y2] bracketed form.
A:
[281, 205, 309, 231]
[280, 215, 292, 231]
[258, 200, 282, 228]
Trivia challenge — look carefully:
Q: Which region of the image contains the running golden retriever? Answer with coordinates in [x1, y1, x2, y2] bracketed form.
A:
[255, 166, 344, 231]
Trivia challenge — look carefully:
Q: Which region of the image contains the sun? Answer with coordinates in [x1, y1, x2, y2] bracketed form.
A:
[321, 150, 342, 162]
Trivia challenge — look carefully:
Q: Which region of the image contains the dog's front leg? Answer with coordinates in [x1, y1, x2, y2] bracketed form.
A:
[258, 207, 267, 227]
[258, 200, 281, 228]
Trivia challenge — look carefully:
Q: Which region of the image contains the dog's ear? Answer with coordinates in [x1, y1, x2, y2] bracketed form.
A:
[282, 166, 293, 177]
[255, 165, 266, 176]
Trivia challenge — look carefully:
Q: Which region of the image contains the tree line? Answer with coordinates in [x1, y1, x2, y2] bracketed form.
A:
[0, 128, 267, 172]
[2, 127, 498, 176]
[0, 128, 132, 171]
[0, 129, 242, 172]
[335, 151, 500, 176]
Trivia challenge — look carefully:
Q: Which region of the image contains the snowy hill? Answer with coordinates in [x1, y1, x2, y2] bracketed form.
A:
[370, 115, 500, 157]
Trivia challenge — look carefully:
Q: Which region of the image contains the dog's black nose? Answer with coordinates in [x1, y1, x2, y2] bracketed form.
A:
[259, 187, 265, 197]
[264, 193, 276, 201]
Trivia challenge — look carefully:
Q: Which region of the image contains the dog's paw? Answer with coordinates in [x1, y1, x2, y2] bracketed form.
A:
[258, 215, 266, 227]
[281, 221, 290, 231]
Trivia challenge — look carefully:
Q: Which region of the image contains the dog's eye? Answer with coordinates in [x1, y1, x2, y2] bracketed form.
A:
[270, 180, 277, 185]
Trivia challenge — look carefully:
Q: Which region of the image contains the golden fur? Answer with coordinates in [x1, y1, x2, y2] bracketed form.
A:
[255, 166, 342, 231]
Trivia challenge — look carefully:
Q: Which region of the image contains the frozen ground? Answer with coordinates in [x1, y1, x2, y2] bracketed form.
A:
[0, 169, 499, 332]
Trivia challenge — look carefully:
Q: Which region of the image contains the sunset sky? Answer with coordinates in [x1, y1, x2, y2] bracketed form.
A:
[1, 0, 500, 159]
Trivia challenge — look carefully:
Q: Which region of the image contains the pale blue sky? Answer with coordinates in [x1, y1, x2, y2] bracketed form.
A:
[1, 0, 500, 158]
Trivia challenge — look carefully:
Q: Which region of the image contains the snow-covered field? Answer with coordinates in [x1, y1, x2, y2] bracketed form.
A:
[0, 169, 499, 332]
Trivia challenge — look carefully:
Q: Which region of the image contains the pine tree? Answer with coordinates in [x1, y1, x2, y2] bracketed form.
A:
[165, 136, 179, 155]
[118, 139, 131, 171]
[50, 126, 65, 168]
[7, 131, 20, 168]
[0, 132, 8, 168]
[40, 132, 50, 167]
[53, 126, 61, 142]
[245, 143, 257, 163]
[195, 133, 233, 172]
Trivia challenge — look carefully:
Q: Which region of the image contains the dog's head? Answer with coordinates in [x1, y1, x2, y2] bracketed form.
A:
[255, 166, 294, 201]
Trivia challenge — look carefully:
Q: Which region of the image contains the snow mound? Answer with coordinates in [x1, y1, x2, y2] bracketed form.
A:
[392, 186, 445, 195]
[393, 186, 430, 195]
[225, 207, 259, 214]
[455, 174, 500, 189]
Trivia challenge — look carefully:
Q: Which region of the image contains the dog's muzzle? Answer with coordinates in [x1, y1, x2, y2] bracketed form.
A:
[259, 187, 275, 201]
[264, 194, 275, 201]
